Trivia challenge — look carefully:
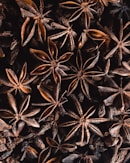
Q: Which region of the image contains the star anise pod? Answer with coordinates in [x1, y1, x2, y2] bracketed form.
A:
[0, 93, 40, 136]
[109, 115, 130, 141]
[105, 19, 130, 64]
[33, 83, 67, 122]
[112, 60, 130, 77]
[64, 51, 103, 99]
[50, 18, 77, 51]
[46, 136, 77, 153]
[60, 0, 97, 29]
[17, 0, 52, 46]
[30, 39, 73, 83]
[60, 94, 108, 146]
[110, 0, 130, 20]
[98, 77, 130, 110]
[0, 62, 36, 95]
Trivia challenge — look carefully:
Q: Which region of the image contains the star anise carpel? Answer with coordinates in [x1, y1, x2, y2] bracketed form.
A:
[78, 28, 110, 49]
[38, 147, 61, 163]
[112, 60, 130, 77]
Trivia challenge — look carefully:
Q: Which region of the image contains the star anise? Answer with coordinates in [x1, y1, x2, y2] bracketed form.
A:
[98, 77, 130, 110]
[110, 0, 130, 20]
[60, 0, 97, 29]
[64, 51, 103, 99]
[109, 115, 130, 141]
[60, 94, 108, 146]
[33, 83, 67, 122]
[0, 62, 36, 95]
[50, 18, 77, 51]
[46, 136, 77, 153]
[30, 39, 73, 83]
[17, 0, 52, 46]
[0, 93, 40, 136]
[104, 19, 130, 64]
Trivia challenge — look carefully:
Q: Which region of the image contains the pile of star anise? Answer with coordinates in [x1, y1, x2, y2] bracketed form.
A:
[0, 0, 130, 162]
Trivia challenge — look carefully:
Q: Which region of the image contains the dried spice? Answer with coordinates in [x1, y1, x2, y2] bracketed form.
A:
[104, 19, 130, 63]
[30, 39, 73, 83]
[64, 51, 103, 98]
[60, 94, 108, 146]
[0, 62, 36, 94]
[50, 18, 77, 51]
[0, 0, 130, 163]
[60, 0, 97, 29]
